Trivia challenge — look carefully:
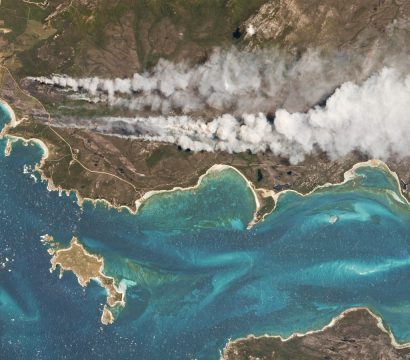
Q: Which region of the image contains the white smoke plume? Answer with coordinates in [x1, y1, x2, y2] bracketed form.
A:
[26, 27, 410, 163]
[28, 47, 386, 115]
[54, 67, 410, 163]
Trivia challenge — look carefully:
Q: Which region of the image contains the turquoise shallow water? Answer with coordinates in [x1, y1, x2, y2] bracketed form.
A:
[2, 103, 410, 358]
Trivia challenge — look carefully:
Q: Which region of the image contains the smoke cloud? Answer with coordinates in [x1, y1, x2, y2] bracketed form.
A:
[53, 67, 410, 164]
[27, 25, 410, 164]
[28, 47, 387, 115]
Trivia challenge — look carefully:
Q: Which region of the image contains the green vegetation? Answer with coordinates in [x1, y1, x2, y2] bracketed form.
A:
[146, 144, 192, 168]
[1, 0, 267, 78]
[146, 146, 172, 168]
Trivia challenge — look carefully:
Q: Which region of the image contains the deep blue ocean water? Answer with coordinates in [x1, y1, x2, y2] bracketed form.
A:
[2, 103, 410, 359]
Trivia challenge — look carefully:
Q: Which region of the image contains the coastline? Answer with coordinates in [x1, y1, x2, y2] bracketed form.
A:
[0, 98, 50, 161]
[267, 159, 410, 214]
[0, 98, 268, 227]
[220, 306, 410, 359]
[3, 101, 410, 353]
[0, 99, 408, 231]
[133, 163, 264, 226]
[0, 99, 17, 127]
[219, 162, 410, 357]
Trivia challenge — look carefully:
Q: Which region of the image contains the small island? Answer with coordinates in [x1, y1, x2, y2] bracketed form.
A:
[41, 234, 125, 325]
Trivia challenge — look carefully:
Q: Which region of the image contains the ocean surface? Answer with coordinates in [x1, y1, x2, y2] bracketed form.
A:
[2, 102, 410, 359]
